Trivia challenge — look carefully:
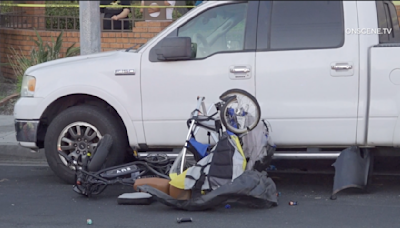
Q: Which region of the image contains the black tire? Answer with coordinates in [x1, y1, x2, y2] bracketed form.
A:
[219, 89, 261, 134]
[87, 134, 113, 172]
[44, 105, 128, 184]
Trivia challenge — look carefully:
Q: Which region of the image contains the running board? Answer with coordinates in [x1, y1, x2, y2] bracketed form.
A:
[137, 150, 342, 160]
[272, 152, 341, 159]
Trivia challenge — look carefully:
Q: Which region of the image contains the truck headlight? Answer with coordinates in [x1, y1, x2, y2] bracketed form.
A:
[21, 75, 36, 97]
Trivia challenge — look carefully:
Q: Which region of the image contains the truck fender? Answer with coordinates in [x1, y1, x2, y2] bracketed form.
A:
[36, 85, 140, 147]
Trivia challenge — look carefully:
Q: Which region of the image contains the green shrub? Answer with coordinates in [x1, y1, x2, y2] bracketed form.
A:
[45, 1, 80, 30]
[0, 1, 14, 13]
[132, 6, 143, 19]
[7, 29, 80, 92]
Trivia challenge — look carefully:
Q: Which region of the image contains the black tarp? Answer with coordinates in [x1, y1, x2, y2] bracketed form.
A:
[137, 170, 278, 211]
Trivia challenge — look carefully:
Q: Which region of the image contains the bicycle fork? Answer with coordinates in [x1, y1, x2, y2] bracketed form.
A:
[180, 96, 205, 174]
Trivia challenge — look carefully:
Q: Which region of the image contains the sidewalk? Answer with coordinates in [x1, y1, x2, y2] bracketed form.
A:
[0, 115, 47, 165]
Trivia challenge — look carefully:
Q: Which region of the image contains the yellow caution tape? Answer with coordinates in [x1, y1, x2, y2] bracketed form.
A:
[0, 3, 195, 8]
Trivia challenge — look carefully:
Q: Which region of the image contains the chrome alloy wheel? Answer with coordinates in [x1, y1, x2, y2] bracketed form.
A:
[57, 122, 102, 169]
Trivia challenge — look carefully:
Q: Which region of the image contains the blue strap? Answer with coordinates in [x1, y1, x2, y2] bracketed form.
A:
[188, 138, 209, 158]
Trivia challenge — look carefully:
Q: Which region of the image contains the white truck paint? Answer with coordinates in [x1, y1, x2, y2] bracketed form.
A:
[12, 1, 400, 182]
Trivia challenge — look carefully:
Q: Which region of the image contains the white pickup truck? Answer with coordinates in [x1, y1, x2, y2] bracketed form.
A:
[13, 0, 400, 183]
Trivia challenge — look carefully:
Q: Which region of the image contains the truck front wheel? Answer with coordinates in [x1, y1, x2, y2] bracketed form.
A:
[44, 105, 128, 184]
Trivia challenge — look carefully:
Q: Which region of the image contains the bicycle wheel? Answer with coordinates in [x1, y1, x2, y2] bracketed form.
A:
[219, 89, 261, 134]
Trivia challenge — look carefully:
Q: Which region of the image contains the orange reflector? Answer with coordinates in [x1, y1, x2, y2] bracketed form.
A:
[28, 78, 36, 92]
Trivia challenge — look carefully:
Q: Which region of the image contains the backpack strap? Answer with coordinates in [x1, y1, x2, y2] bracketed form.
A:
[191, 166, 206, 199]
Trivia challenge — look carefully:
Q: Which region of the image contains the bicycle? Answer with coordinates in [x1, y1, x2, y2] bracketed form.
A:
[173, 88, 261, 174]
[59, 88, 261, 197]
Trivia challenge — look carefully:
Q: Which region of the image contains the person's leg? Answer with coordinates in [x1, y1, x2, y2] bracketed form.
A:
[103, 13, 111, 30]
[123, 20, 130, 30]
[100, 12, 105, 30]
[113, 20, 122, 30]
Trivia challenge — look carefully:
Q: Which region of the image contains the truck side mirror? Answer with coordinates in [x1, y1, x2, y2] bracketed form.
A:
[155, 37, 193, 61]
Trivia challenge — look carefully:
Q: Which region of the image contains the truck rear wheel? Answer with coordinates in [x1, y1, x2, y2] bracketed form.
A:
[44, 105, 128, 184]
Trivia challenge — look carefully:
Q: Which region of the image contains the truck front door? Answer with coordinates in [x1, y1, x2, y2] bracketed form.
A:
[140, 1, 259, 146]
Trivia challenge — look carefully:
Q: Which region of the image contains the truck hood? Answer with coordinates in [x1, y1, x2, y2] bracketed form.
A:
[25, 49, 138, 76]
[26, 49, 142, 99]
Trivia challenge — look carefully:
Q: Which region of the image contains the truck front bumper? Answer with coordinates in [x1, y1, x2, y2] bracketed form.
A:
[13, 97, 45, 150]
[15, 120, 39, 149]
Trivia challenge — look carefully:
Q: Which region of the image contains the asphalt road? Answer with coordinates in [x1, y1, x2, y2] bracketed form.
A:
[1, 161, 400, 228]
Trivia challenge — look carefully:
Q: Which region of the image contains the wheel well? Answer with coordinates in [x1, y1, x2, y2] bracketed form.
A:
[36, 94, 128, 149]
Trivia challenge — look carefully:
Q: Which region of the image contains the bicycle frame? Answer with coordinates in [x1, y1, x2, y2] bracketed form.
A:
[178, 94, 253, 173]
[179, 97, 218, 173]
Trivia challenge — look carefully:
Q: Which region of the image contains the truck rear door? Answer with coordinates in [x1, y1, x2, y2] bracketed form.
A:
[255, 1, 360, 146]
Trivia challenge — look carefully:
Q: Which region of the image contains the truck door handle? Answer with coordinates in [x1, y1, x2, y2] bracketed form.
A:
[331, 64, 352, 70]
[230, 67, 250, 73]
